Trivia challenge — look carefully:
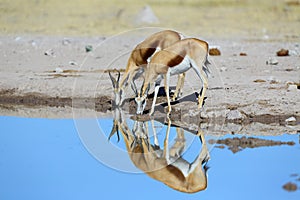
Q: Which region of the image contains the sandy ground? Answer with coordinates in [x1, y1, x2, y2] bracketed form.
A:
[0, 35, 299, 135]
[0, 0, 299, 135]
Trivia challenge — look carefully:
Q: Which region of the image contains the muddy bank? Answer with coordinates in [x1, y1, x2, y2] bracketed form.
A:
[1, 88, 299, 124]
[0, 88, 111, 113]
[1, 87, 299, 137]
[209, 136, 295, 153]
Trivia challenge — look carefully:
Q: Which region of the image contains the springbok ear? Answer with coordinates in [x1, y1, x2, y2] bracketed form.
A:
[131, 79, 138, 96]
[108, 71, 117, 89]
[108, 120, 120, 142]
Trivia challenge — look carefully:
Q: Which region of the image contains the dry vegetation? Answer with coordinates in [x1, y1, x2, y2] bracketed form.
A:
[0, 0, 299, 38]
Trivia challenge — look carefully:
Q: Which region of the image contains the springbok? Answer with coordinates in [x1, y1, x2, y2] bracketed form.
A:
[109, 30, 186, 106]
[109, 108, 210, 193]
[134, 38, 210, 115]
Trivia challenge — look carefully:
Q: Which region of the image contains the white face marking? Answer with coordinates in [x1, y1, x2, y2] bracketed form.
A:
[169, 55, 191, 76]
[114, 89, 122, 106]
[135, 95, 147, 115]
[133, 121, 147, 139]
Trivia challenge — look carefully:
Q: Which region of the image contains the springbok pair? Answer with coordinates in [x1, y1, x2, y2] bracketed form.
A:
[109, 30, 210, 115]
[109, 107, 210, 193]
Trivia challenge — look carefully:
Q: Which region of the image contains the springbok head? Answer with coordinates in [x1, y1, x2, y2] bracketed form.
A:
[109, 71, 123, 107]
[132, 79, 150, 115]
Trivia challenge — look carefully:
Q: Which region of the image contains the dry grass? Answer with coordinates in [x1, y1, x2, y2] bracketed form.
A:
[0, 0, 299, 38]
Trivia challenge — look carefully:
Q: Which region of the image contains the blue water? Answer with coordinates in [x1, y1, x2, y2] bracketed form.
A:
[0, 116, 299, 200]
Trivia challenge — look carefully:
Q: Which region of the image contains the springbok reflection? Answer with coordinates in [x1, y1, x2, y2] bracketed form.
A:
[109, 108, 210, 193]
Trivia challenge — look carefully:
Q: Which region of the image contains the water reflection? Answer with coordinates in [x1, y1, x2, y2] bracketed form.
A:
[1, 116, 299, 199]
[108, 108, 210, 193]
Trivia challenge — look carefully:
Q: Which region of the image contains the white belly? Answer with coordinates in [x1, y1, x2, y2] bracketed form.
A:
[169, 55, 191, 76]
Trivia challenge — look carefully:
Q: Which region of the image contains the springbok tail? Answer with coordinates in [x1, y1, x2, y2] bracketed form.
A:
[179, 32, 186, 40]
[202, 56, 211, 78]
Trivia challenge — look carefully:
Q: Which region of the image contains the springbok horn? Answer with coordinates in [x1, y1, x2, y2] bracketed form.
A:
[108, 71, 117, 89]
[108, 120, 118, 141]
[131, 79, 138, 96]
[108, 121, 120, 142]
[116, 70, 121, 86]
[140, 77, 145, 95]
[116, 128, 120, 142]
